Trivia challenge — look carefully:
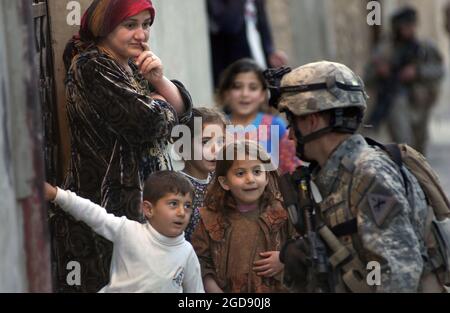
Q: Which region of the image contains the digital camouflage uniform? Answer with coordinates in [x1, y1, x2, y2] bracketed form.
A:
[278, 61, 437, 292]
[313, 134, 429, 292]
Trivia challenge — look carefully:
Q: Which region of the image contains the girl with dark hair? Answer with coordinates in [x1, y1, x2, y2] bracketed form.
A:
[178, 107, 229, 242]
[216, 58, 301, 174]
[191, 140, 294, 293]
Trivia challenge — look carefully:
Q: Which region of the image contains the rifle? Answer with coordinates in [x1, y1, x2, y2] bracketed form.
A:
[280, 166, 376, 293]
[279, 166, 331, 292]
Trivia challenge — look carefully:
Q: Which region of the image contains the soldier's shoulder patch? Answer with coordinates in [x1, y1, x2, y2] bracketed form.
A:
[367, 193, 400, 227]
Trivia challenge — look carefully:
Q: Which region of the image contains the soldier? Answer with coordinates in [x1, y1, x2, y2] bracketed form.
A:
[365, 6, 444, 155]
[274, 61, 445, 292]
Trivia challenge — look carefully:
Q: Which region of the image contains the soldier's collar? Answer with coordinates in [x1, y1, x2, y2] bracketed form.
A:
[314, 134, 367, 195]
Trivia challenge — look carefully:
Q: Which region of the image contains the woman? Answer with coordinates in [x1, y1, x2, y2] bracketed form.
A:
[51, 0, 192, 292]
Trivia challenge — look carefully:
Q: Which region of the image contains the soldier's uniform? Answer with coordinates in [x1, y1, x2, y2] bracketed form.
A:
[313, 134, 429, 292]
[276, 61, 442, 292]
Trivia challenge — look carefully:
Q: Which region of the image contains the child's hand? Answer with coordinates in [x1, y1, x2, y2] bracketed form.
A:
[44, 182, 57, 202]
[135, 42, 163, 84]
[253, 251, 284, 278]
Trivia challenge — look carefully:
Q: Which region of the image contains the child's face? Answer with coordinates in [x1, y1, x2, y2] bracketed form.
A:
[219, 159, 269, 206]
[143, 192, 193, 237]
[187, 123, 225, 177]
[225, 72, 266, 118]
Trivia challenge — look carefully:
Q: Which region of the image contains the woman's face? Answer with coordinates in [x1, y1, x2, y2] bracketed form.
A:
[225, 71, 266, 119]
[102, 10, 152, 63]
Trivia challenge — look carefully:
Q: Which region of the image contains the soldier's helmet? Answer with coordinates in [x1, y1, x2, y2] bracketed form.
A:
[278, 61, 368, 117]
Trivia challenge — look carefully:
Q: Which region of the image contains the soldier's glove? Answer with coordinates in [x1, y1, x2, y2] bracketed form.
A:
[280, 237, 312, 292]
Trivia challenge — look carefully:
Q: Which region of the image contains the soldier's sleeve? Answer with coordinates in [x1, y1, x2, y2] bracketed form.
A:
[350, 162, 424, 292]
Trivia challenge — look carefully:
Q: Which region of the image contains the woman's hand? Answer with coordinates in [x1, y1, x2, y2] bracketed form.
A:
[44, 182, 57, 202]
[136, 42, 163, 84]
[253, 251, 284, 278]
[135, 42, 185, 115]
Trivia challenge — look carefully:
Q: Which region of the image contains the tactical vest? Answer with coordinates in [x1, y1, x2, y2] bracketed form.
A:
[316, 149, 375, 293]
[316, 142, 450, 293]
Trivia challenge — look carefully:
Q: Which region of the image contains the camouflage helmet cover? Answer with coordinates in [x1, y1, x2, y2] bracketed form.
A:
[278, 61, 368, 117]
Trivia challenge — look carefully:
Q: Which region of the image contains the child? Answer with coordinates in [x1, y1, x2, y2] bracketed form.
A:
[216, 58, 301, 174]
[179, 107, 228, 242]
[45, 171, 204, 293]
[191, 140, 294, 293]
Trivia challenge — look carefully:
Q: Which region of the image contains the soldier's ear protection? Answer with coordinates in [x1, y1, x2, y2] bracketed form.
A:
[263, 67, 292, 108]
[263, 67, 367, 109]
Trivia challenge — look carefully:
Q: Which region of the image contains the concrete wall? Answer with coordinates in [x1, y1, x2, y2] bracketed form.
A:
[151, 0, 213, 107]
[330, 0, 372, 76]
[48, 0, 213, 176]
[0, 0, 31, 293]
[47, 0, 92, 179]
[267, 0, 372, 75]
[0, 0, 51, 293]
[265, 0, 296, 66]
[267, 0, 336, 68]
[0, 4, 27, 290]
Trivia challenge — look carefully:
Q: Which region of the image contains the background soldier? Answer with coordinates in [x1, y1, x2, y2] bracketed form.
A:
[365, 6, 444, 155]
[275, 61, 445, 292]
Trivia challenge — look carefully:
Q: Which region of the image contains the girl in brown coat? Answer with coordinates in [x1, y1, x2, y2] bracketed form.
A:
[191, 140, 294, 293]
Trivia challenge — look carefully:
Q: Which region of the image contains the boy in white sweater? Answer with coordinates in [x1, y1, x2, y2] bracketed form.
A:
[45, 171, 204, 293]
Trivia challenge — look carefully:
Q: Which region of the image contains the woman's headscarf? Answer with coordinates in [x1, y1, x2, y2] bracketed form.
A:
[64, 0, 155, 71]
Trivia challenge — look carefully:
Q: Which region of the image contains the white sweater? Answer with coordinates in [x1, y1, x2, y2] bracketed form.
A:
[54, 188, 204, 293]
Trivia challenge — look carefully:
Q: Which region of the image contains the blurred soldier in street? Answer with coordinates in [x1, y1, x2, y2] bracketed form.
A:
[274, 61, 446, 292]
[365, 6, 444, 155]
